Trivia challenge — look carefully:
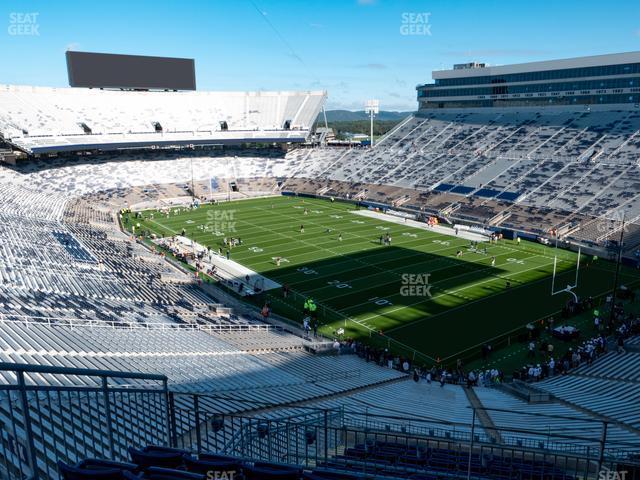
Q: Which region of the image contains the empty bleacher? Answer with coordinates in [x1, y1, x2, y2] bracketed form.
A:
[0, 85, 326, 153]
[534, 351, 640, 430]
[2, 97, 640, 478]
[282, 106, 640, 247]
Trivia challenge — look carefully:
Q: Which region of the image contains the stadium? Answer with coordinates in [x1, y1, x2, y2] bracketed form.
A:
[1, 2, 640, 479]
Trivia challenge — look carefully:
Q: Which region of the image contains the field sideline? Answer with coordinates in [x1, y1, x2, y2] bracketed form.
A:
[127, 195, 640, 362]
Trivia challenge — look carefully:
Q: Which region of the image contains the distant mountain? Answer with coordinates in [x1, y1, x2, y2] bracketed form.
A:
[318, 110, 414, 122]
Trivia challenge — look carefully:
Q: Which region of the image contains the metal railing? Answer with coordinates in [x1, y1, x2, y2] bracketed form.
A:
[0, 313, 283, 333]
[168, 396, 640, 479]
[1, 362, 640, 480]
[0, 363, 169, 480]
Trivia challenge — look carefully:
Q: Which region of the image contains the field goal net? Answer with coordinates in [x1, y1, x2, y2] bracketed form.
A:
[550, 236, 581, 302]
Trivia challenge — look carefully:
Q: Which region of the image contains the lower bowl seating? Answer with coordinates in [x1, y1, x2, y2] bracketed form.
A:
[59, 442, 581, 480]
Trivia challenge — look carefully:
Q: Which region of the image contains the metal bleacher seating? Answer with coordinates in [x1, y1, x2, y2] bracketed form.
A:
[2, 98, 640, 478]
[282, 106, 640, 248]
[533, 350, 640, 431]
[0, 85, 326, 153]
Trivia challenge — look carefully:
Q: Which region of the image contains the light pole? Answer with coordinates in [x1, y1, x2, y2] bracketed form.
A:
[365, 99, 379, 148]
[609, 207, 628, 325]
[226, 157, 232, 202]
[190, 157, 195, 205]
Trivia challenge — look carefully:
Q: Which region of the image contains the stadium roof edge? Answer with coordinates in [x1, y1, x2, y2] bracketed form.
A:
[432, 51, 640, 80]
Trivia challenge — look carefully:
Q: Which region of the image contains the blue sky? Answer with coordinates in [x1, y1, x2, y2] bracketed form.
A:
[1, 0, 639, 111]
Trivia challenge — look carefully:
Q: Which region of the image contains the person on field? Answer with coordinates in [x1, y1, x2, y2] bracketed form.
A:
[303, 316, 311, 337]
[617, 335, 626, 354]
[308, 299, 318, 320]
[261, 303, 271, 321]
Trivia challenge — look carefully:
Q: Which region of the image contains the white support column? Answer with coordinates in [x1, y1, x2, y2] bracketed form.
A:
[365, 99, 379, 148]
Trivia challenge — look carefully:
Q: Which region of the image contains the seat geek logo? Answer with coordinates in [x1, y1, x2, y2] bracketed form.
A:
[8, 13, 40, 36]
[206, 209, 237, 234]
[400, 273, 432, 297]
[599, 470, 628, 480]
[400, 12, 432, 36]
[207, 471, 236, 480]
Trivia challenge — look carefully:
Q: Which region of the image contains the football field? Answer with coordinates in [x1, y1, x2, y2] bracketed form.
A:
[128, 196, 640, 363]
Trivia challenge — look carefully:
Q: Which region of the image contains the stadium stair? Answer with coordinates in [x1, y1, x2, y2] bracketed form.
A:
[462, 387, 503, 444]
[488, 211, 511, 227]
[373, 115, 414, 149]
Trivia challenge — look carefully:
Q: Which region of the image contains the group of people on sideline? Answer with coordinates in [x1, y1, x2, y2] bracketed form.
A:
[329, 338, 504, 388]
[513, 300, 639, 382]
[328, 292, 639, 388]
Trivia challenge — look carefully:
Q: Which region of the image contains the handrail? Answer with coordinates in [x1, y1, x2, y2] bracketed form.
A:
[0, 362, 172, 479]
[0, 361, 638, 479]
[0, 362, 168, 382]
[225, 410, 346, 455]
[0, 313, 283, 332]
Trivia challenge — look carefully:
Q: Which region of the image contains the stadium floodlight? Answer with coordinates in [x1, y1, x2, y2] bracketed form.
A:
[365, 99, 379, 148]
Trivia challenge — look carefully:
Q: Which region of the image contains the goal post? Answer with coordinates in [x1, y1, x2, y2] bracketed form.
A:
[550, 237, 581, 301]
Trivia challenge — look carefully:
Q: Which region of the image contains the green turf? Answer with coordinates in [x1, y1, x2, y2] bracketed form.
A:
[125, 196, 640, 365]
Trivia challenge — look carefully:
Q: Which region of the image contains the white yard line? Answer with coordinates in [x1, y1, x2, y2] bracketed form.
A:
[319, 250, 549, 304]
[267, 240, 504, 285]
[144, 199, 578, 339]
[352, 255, 553, 331]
